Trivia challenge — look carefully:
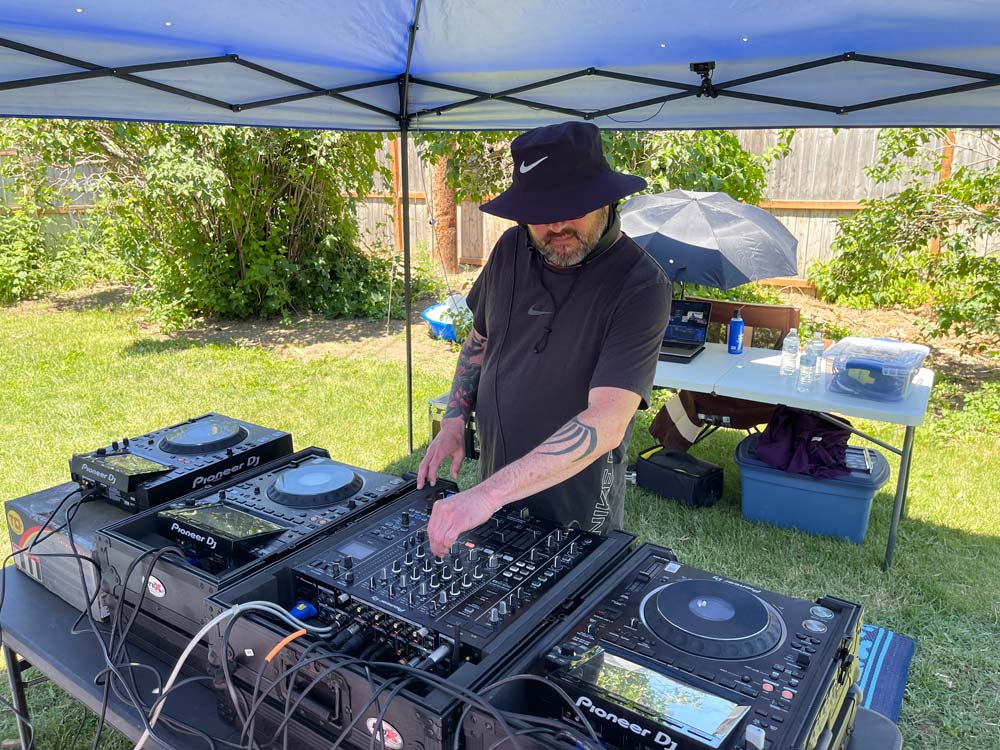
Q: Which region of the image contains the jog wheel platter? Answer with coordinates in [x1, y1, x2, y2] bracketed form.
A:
[267, 461, 364, 508]
[640, 579, 785, 660]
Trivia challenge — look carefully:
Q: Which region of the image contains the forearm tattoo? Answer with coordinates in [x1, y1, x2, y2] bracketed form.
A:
[538, 418, 598, 462]
[444, 329, 487, 420]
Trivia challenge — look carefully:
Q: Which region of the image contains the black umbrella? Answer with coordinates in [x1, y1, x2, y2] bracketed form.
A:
[620, 190, 798, 290]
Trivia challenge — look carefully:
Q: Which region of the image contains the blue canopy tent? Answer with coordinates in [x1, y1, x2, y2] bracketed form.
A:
[2, 0, 999, 449]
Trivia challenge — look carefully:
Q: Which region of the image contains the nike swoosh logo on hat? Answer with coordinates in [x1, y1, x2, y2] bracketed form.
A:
[527, 305, 552, 316]
[519, 156, 549, 173]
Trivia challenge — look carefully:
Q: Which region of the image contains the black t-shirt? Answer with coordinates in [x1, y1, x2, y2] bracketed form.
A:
[466, 226, 671, 532]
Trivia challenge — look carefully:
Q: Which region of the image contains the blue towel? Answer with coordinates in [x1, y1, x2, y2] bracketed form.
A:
[856, 623, 917, 723]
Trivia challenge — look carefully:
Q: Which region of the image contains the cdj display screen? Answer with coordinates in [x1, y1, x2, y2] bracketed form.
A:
[96, 453, 172, 476]
[158, 504, 283, 542]
[563, 648, 748, 745]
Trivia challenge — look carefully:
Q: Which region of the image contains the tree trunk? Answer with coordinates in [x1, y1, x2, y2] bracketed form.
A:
[431, 155, 459, 274]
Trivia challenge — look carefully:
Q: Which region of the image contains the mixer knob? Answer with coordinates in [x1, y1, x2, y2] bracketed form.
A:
[529, 548, 539, 562]
[441, 568, 452, 582]
[489, 608, 500, 625]
[627, 617, 639, 629]
[423, 559, 433, 573]
[568, 541, 578, 555]
[416, 530, 426, 543]
[430, 574, 440, 589]
[453, 559, 464, 572]
[415, 544, 426, 559]
[472, 565, 484, 580]
[401, 511, 410, 527]
[450, 543, 462, 557]
[450, 581, 461, 597]
[380, 567, 389, 582]
[388, 582, 397, 597]
[419, 581, 429, 596]
[555, 529, 565, 543]
[434, 555, 445, 567]
[407, 591, 416, 606]
[488, 554, 499, 569]
[391, 560, 402, 575]
[344, 571, 354, 585]
[462, 573, 472, 588]
[586, 620, 597, 635]
[405, 552, 414, 566]
[498, 601, 508, 617]
[438, 590, 448, 607]
[409, 571, 420, 584]
[329, 561, 341, 576]
[468, 548, 479, 562]
[369, 576, 378, 589]
[546, 535, 556, 550]
[552, 556, 562, 571]
[343, 556, 354, 570]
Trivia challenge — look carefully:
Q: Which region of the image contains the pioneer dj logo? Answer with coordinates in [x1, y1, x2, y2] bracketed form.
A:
[80, 463, 115, 482]
[170, 522, 217, 550]
[191, 455, 259, 489]
[575, 696, 677, 749]
[712, 574, 762, 594]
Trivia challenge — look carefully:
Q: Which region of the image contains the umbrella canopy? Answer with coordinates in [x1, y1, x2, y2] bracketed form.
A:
[621, 190, 798, 290]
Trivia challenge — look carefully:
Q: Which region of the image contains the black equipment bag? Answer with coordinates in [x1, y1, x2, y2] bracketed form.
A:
[636, 446, 724, 508]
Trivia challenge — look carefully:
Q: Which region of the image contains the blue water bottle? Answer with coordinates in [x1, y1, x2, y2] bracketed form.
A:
[727, 308, 744, 355]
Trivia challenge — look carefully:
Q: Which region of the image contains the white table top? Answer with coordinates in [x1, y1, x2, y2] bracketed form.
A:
[654, 342, 935, 427]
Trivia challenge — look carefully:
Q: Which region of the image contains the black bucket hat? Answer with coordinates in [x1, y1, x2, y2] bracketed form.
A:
[479, 122, 646, 225]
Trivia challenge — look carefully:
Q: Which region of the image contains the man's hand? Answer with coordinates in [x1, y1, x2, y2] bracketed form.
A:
[417, 418, 466, 488]
[427, 487, 496, 557]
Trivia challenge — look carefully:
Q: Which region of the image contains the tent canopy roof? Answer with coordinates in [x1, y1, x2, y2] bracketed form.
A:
[2, 0, 999, 131]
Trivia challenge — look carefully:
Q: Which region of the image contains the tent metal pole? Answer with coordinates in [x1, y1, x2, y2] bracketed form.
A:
[401, 122, 414, 454]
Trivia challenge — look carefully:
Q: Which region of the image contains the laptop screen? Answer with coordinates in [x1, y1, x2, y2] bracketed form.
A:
[663, 299, 712, 345]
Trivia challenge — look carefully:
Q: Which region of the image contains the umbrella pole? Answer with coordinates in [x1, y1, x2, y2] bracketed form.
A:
[401, 124, 414, 455]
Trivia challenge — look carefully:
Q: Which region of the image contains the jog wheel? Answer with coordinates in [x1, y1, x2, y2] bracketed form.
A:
[640, 579, 785, 660]
[267, 460, 363, 508]
[159, 417, 248, 455]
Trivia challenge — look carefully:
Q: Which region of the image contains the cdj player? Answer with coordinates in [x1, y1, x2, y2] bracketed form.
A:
[70, 413, 293, 513]
[463, 544, 863, 750]
[207, 493, 634, 750]
[97, 447, 412, 668]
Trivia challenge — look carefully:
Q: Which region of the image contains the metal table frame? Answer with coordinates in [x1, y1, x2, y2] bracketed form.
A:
[655, 342, 935, 570]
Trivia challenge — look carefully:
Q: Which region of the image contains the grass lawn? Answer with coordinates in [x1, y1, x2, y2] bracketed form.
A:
[1, 291, 998, 749]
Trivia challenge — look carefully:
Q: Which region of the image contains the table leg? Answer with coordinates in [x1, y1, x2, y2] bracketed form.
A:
[3, 644, 34, 750]
[883, 426, 916, 571]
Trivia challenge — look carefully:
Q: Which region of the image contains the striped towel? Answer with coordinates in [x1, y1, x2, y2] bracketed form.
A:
[857, 623, 917, 722]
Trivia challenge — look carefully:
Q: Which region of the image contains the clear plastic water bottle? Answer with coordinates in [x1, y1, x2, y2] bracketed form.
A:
[807, 332, 826, 381]
[779, 327, 800, 376]
[797, 344, 817, 392]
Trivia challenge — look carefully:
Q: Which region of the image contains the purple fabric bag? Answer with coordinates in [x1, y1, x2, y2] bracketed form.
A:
[754, 406, 852, 479]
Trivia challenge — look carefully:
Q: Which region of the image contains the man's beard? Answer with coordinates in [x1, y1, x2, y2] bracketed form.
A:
[531, 213, 607, 267]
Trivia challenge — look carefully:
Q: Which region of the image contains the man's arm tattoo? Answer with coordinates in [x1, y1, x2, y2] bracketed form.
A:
[538, 418, 598, 462]
[444, 329, 487, 420]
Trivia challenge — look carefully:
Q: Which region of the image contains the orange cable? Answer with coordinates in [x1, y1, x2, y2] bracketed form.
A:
[265, 628, 307, 662]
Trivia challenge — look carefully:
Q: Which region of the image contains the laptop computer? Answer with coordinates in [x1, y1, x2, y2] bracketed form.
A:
[658, 298, 712, 363]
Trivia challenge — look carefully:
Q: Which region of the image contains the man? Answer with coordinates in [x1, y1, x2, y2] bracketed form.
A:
[418, 122, 671, 557]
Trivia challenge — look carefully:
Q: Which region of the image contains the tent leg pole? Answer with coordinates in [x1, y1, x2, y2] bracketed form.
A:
[401, 125, 414, 454]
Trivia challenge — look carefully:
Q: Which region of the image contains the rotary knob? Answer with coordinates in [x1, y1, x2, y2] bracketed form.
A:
[555, 529, 565, 543]
[472, 564, 484, 580]
[419, 581, 429, 596]
[450, 543, 462, 557]
[430, 574, 441, 589]
[404, 552, 414, 566]
[438, 590, 448, 607]
[401, 511, 410, 527]
[344, 571, 354, 585]
[498, 601, 508, 617]
[369, 576, 378, 589]
[329, 561, 341, 577]
[423, 559, 433, 573]
[407, 591, 416, 606]
[391, 560, 402, 575]
[415, 543, 426, 559]
[343, 555, 354, 570]
[468, 548, 479, 562]
[450, 581, 461, 597]
[488, 554, 499, 569]
[416, 530, 426, 543]
[387, 582, 397, 597]
[434, 555, 445, 567]
[489, 608, 500, 625]
[462, 573, 472, 588]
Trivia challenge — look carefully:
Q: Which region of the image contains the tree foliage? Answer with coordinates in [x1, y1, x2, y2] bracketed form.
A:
[416, 129, 794, 205]
[809, 129, 1000, 345]
[0, 120, 414, 325]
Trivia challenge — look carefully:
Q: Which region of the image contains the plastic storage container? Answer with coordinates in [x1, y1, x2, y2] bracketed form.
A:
[735, 435, 890, 543]
[825, 337, 929, 402]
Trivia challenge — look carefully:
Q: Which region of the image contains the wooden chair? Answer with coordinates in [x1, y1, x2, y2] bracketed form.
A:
[649, 296, 801, 450]
[689, 295, 800, 351]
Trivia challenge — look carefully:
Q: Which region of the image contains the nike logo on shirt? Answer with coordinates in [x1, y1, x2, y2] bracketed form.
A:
[527, 305, 552, 316]
[519, 156, 549, 173]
